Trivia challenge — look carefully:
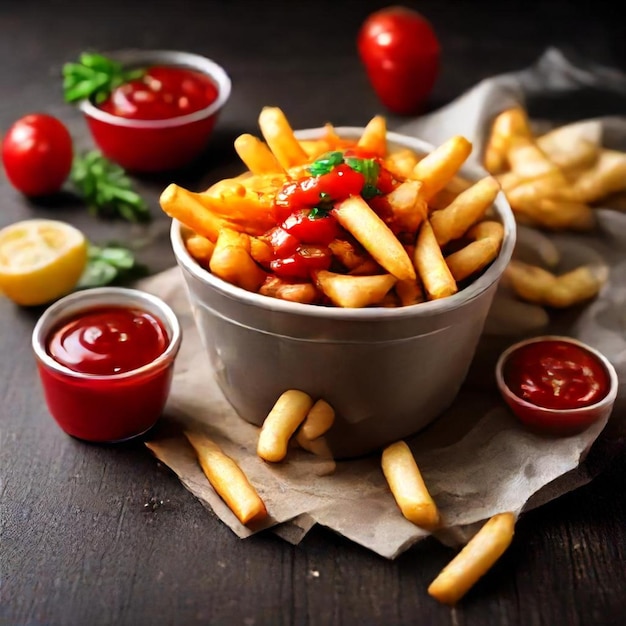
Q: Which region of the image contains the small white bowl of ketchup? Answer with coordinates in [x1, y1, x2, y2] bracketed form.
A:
[79, 50, 231, 172]
[32, 287, 182, 443]
[495, 335, 618, 436]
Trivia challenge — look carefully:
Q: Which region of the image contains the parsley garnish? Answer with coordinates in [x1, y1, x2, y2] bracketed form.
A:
[77, 244, 148, 289]
[62, 52, 145, 104]
[308, 151, 345, 176]
[71, 151, 150, 223]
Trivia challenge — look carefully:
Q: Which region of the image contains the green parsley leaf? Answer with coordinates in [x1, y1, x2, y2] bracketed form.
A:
[77, 244, 149, 289]
[345, 156, 380, 187]
[70, 151, 150, 222]
[63, 52, 145, 104]
[308, 151, 345, 176]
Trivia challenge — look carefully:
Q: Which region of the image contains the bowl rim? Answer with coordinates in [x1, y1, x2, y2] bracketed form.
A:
[170, 126, 517, 321]
[32, 286, 182, 381]
[495, 334, 619, 415]
[79, 49, 232, 129]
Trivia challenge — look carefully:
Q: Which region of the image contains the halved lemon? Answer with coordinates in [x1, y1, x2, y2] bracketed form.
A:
[0, 219, 88, 306]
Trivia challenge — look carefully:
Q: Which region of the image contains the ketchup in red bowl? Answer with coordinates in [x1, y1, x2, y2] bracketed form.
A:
[495, 336, 618, 436]
[32, 288, 182, 443]
[99, 66, 219, 121]
[79, 50, 231, 172]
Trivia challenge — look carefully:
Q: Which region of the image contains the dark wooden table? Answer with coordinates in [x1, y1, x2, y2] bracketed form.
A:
[2, 1, 625, 624]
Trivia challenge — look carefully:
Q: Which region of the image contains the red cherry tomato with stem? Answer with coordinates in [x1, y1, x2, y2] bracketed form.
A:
[358, 6, 441, 115]
[2, 113, 74, 196]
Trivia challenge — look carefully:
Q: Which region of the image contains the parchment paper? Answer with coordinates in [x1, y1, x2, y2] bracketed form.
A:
[143, 48, 626, 559]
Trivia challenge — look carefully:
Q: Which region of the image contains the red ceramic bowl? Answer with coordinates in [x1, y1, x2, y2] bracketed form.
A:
[79, 50, 231, 172]
[495, 335, 618, 436]
[32, 287, 182, 443]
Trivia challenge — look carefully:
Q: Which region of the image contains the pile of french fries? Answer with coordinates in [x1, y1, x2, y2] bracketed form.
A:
[183, 388, 516, 605]
[483, 105, 625, 309]
[161, 106, 506, 308]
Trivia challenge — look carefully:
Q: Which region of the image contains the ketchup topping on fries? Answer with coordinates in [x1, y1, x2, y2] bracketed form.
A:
[265, 151, 398, 280]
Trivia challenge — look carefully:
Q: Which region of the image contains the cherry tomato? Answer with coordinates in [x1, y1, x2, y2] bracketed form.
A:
[264, 226, 300, 258]
[2, 114, 74, 196]
[275, 164, 365, 213]
[358, 6, 441, 115]
[270, 245, 332, 280]
[281, 210, 341, 245]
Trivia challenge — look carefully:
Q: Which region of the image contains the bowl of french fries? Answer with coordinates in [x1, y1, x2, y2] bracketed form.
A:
[162, 107, 516, 458]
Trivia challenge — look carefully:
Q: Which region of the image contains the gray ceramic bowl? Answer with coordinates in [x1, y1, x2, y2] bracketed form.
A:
[171, 128, 517, 458]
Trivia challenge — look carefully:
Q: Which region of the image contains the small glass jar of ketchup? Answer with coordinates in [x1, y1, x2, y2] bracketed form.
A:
[495, 335, 618, 436]
[32, 287, 182, 443]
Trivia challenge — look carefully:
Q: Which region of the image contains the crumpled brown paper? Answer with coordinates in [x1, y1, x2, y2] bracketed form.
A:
[143, 48, 626, 559]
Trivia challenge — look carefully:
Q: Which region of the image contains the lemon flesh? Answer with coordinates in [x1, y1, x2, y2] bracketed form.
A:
[0, 219, 88, 306]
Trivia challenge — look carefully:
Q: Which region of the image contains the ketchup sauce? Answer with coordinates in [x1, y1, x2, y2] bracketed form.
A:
[99, 66, 219, 120]
[502, 339, 610, 410]
[48, 306, 168, 375]
[37, 304, 178, 443]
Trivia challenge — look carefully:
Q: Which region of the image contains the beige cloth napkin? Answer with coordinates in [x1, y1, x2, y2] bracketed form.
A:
[143, 48, 626, 559]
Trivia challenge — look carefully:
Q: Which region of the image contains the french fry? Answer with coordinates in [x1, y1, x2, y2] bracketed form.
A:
[314, 270, 397, 308]
[384, 148, 421, 180]
[506, 135, 563, 180]
[209, 228, 267, 292]
[503, 260, 608, 308]
[571, 149, 626, 203]
[259, 276, 319, 304]
[414, 220, 458, 300]
[185, 234, 215, 268]
[300, 399, 335, 441]
[395, 277, 425, 306]
[386, 179, 428, 233]
[381, 440, 440, 530]
[234, 133, 285, 175]
[430, 176, 501, 245]
[249, 236, 274, 265]
[483, 106, 533, 174]
[445, 221, 504, 282]
[410, 136, 473, 201]
[357, 115, 387, 156]
[510, 196, 596, 232]
[258, 106, 309, 170]
[428, 512, 516, 605]
[328, 238, 370, 271]
[161, 183, 225, 241]
[184, 430, 267, 525]
[257, 390, 314, 462]
[333, 196, 416, 281]
[536, 120, 602, 172]
[504, 171, 576, 208]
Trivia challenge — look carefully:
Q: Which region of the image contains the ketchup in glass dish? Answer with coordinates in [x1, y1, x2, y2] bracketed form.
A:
[32, 288, 182, 443]
[48, 306, 169, 376]
[495, 335, 618, 436]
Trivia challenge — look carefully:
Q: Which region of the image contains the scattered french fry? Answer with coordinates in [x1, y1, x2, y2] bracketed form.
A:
[300, 399, 335, 441]
[184, 430, 267, 525]
[414, 220, 458, 300]
[483, 106, 533, 174]
[428, 512, 516, 605]
[503, 260, 608, 308]
[257, 390, 314, 462]
[381, 440, 440, 530]
[333, 196, 416, 281]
